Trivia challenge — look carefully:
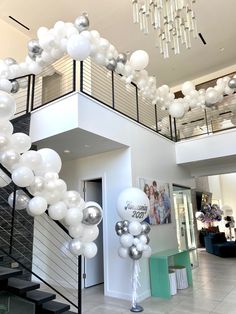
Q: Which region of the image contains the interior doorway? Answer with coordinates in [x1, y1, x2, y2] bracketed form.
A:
[83, 179, 104, 288]
[173, 184, 198, 268]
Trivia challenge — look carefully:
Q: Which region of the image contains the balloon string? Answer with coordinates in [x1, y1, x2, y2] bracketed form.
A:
[131, 260, 141, 307]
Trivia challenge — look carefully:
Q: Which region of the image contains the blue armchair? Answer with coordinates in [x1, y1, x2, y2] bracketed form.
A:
[204, 232, 236, 257]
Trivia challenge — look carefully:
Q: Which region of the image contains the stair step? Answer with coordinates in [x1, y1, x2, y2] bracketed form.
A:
[41, 300, 70, 313]
[63, 312, 77, 314]
[0, 266, 22, 280]
[26, 290, 56, 305]
[7, 277, 40, 294]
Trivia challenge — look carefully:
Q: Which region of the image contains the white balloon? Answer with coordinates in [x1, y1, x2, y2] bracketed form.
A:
[69, 224, 84, 238]
[128, 221, 142, 236]
[205, 88, 218, 105]
[118, 247, 129, 259]
[21, 150, 42, 170]
[117, 187, 150, 222]
[0, 91, 16, 121]
[79, 225, 99, 243]
[130, 50, 149, 71]
[169, 101, 185, 119]
[64, 207, 83, 226]
[120, 234, 134, 248]
[63, 190, 82, 208]
[48, 201, 67, 220]
[35, 148, 62, 175]
[139, 234, 148, 244]
[27, 176, 45, 195]
[69, 238, 82, 256]
[67, 34, 91, 61]
[0, 149, 20, 170]
[136, 242, 144, 251]
[27, 196, 47, 216]
[54, 21, 66, 38]
[0, 168, 11, 187]
[133, 238, 140, 246]
[0, 133, 11, 151]
[0, 120, 13, 136]
[11, 133, 32, 153]
[37, 27, 49, 39]
[28, 62, 42, 75]
[142, 245, 152, 258]
[83, 242, 97, 259]
[93, 53, 106, 66]
[0, 79, 12, 93]
[12, 166, 34, 187]
[182, 81, 195, 96]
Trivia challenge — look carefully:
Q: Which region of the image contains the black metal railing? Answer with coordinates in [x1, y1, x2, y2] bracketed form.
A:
[0, 164, 82, 314]
[9, 55, 236, 142]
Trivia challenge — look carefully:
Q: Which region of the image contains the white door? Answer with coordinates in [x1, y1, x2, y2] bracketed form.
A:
[83, 180, 104, 288]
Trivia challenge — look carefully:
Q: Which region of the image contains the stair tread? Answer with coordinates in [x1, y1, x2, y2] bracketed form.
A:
[41, 300, 70, 313]
[26, 290, 56, 305]
[0, 266, 22, 280]
[63, 312, 77, 314]
[7, 277, 40, 293]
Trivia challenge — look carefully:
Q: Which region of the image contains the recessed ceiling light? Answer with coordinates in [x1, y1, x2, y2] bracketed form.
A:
[219, 47, 225, 52]
[63, 149, 71, 154]
[84, 144, 90, 148]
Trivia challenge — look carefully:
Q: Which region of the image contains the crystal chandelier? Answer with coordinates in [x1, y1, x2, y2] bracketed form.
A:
[132, 0, 198, 58]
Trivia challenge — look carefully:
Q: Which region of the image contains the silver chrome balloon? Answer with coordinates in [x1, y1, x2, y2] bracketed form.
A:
[8, 190, 30, 210]
[115, 221, 123, 235]
[122, 226, 129, 234]
[28, 39, 43, 55]
[117, 53, 127, 65]
[11, 80, 20, 94]
[141, 222, 151, 234]
[228, 78, 236, 89]
[4, 57, 17, 66]
[74, 14, 90, 33]
[106, 58, 117, 71]
[28, 51, 37, 61]
[123, 220, 130, 228]
[129, 245, 142, 260]
[82, 204, 102, 225]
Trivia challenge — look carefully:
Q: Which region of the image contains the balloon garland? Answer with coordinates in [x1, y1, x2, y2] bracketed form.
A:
[0, 94, 102, 259]
[0, 13, 235, 123]
[115, 187, 151, 312]
[195, 203, 223, 224]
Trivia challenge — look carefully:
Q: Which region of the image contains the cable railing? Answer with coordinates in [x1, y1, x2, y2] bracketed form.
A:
[0, 165, 81, 314]
[8, 54, 236, 142]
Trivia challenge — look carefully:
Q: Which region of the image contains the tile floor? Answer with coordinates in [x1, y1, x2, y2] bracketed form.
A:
[42, 249, 236, 313]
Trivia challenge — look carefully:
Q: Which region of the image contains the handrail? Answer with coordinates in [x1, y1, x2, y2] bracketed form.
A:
[0, 163, 82, 314]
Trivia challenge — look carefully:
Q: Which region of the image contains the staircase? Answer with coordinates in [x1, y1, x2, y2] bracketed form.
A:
[0, 260, 76, 314]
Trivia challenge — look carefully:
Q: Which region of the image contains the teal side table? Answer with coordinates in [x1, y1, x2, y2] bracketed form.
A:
[149, 249, 192, 299]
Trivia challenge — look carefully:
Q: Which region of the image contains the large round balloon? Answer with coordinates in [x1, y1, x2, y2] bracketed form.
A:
[117, 187, 150, 222]
[27, 196, 48, 216]
[130, 50, 149, 71]
[67, 34, 91, 61]
[82, 201, 103, 225]
[0, 91, 16, 121]
[34, 148, 62, 175]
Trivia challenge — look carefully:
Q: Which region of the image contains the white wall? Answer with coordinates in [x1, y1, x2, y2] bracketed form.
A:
[0, 19, 29, 62]
[55, 93, 195, 301]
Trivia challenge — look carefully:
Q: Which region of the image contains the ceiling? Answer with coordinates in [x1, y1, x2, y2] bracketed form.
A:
[0, 0, 236, 88]
[34, 128, 127, 161]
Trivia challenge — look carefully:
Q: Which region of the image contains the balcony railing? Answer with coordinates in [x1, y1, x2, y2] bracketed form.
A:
[11, 56, 236, 142]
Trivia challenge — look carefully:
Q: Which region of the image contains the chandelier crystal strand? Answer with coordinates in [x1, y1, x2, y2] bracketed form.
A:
[131, 0, 197, 57]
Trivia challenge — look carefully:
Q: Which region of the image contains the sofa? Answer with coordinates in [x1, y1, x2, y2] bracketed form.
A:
[204, 232, 236, 257]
